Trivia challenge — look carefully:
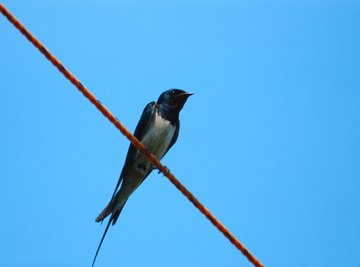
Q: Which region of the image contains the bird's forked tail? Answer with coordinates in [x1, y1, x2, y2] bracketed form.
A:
[92, 198, 127, 267]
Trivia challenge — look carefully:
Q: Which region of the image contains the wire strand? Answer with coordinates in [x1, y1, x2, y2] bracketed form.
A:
[0, 4, 264, 267]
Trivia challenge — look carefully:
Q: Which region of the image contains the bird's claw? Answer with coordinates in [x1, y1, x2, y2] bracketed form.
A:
[154, 166, 170, 175]
[161, 166, 170, 175]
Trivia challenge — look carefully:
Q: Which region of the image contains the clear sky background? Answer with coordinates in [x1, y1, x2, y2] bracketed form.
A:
[1, 1, 359, 267]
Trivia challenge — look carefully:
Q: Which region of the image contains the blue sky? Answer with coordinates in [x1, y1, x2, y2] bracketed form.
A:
[1, 1, 359, 266]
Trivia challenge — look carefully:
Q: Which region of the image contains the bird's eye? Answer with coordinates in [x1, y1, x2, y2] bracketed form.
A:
[171, 90, 175, 95]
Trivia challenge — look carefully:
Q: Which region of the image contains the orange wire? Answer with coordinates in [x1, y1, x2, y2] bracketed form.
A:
[0, 4, 264, 267]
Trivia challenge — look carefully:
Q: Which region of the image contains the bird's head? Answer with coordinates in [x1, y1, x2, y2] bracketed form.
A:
[157, 89, 193, 111]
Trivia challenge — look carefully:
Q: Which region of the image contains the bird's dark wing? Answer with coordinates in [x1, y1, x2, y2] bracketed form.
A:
[133, 101, 156, 138]
[110, 101, 156, 200]
[122, 101, 156, 172]
[93, 101, 154, 266]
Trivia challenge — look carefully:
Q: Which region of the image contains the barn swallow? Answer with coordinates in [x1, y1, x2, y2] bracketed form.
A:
[92, 89, 193, 266]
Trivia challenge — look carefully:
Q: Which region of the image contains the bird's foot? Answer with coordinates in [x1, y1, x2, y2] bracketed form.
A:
[154, 166, 170, 174]
[158, 166, 170, 175]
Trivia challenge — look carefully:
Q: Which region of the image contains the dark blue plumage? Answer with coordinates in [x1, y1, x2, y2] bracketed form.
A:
[92, 89, 192, 266]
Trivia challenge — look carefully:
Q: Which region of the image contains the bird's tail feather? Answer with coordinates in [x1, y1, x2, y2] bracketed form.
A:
[92, 215, 112, 267]
[95, 196, 127, 223]
[92, 199, 127, 266]
[95, 202, 112, 223]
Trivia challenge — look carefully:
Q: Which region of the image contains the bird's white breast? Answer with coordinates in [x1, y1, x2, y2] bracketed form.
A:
[141, 113, 175, 160]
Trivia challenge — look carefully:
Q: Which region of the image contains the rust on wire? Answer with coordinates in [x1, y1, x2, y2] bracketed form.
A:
[0, 4, 264, 267]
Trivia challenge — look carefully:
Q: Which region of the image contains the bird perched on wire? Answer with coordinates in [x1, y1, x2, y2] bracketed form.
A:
[92, 89, 193, 266]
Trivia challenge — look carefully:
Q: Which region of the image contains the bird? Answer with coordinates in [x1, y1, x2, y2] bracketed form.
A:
[92, 89, 193, 266]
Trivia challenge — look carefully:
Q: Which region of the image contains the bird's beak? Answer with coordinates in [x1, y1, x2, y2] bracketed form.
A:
[173, 91, 193, 107]
[180, 92, 194, 98]
[176, 91, 193, 102]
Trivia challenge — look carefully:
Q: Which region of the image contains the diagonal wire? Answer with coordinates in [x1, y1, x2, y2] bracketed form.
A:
[0, 4, 264, 267]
